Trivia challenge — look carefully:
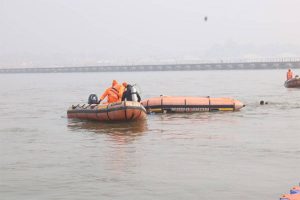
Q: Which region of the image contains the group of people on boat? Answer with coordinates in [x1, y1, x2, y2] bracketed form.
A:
[98, 80, 141, 104]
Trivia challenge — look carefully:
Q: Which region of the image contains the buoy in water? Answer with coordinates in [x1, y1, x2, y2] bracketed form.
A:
[260, 100, 268, 105]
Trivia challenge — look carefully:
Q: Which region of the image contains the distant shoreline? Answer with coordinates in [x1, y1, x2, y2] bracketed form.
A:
[1, 61, 300, 74]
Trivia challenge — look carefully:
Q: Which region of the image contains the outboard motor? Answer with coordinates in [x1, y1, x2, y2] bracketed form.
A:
[88, 94, 98, 104]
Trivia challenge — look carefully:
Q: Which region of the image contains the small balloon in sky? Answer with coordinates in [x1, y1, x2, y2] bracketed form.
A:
[204, 16, 208, 21]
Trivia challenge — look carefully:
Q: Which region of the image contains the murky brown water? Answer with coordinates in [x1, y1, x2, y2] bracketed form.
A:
[0, 70, 299, 200]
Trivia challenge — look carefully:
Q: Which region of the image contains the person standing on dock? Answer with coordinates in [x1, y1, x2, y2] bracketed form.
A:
[287, 69, 294, 80]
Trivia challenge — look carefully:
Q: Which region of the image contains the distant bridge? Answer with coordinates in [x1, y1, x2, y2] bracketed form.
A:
[1, 57, 300, 74]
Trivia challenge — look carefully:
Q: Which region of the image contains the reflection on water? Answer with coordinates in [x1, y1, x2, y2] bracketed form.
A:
[67, 119, 148, 144]
[67, 120, 149, 175]
[150, 111, 239, 125]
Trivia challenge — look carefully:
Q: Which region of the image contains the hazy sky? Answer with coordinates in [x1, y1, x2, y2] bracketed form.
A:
[1, 0, 300, 67]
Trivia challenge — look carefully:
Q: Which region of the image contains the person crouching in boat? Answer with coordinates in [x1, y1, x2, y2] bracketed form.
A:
[98, 80, 121, 104]
[121, 82, 141, 102]
[287, 69, 293, 80]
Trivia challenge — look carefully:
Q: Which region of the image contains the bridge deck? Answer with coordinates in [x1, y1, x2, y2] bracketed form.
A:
[1, 60, 300, 73]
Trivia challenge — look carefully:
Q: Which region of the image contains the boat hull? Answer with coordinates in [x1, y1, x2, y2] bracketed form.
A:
[284, 78, 300, 88]
[67, 101, 147, 121]
[141, 96, 245, 113]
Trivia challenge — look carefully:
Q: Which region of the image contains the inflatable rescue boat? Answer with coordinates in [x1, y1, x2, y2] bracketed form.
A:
[284, 77, 300, 88]
[141, 96, 245, 113]
[67, 101, 147, 122]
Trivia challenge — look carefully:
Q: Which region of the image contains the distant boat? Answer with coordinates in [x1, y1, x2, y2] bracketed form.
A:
[284, 77, 300, 88]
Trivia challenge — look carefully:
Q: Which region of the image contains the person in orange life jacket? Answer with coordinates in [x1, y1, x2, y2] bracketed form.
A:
[287, 69, 293, 80]
[98, 80, 121, 104]
[121, 82, 141, 102]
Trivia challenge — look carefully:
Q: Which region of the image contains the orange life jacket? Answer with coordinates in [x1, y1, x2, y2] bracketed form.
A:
[287, 71, 293, 80]
[100, 86, 120, 103]
[117, 85, 126, 101]
[107, 87, 120, 103]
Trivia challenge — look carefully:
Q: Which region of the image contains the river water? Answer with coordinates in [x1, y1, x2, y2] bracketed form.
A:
[0, 69, 299, 200]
